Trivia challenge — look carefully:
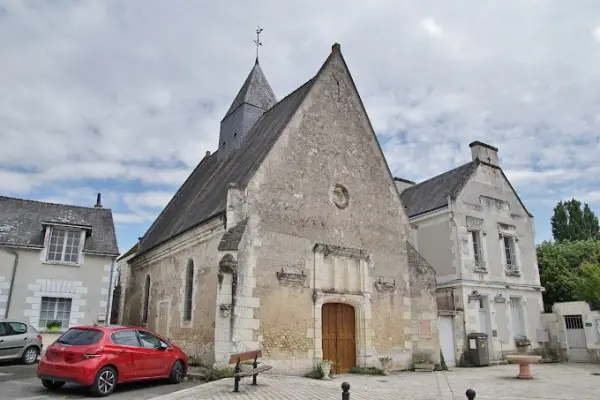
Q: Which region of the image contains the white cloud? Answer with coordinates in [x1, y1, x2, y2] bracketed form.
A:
[122, 191, 175, 209]
[1, 0, 599, 244]
[593, 26, 600, 42]
[420, 18, 443, 37]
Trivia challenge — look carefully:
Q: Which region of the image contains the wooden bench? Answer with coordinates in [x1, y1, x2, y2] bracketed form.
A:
[229, 350, 272, 392]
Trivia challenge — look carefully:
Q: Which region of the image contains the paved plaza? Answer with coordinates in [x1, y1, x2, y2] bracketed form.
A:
[153, 363, 600, 400]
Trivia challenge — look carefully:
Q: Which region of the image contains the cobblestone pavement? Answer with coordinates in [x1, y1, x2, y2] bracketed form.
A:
[151, 363, 600, 400]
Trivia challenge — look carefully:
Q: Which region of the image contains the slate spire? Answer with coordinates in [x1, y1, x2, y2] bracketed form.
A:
[218, 61, 277, 160]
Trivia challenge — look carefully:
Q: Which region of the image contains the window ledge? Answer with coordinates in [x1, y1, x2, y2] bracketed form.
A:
[43, 261, 82, 267]
[474, 267, 488, 274]
[505, 267, 521, 277]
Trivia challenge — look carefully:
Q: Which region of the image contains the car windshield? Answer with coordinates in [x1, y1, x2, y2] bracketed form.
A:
[56, 328, 104, 345]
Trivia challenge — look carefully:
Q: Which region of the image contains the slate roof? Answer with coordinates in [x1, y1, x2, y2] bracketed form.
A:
[222, 60, 277, 121]
[117, 242, 139, 261]
[400, 161, 478, 218]
[137, 77, 317, 256]
[218, 218, 248, 251]
[0, 196, 119, 256]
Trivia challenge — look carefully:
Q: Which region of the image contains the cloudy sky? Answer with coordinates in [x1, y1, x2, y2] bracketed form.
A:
[1, 0, 600, 253]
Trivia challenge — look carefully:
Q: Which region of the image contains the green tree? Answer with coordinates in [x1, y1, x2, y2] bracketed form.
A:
[568, 262, 600, 310]
[536, 240, 600, 311]
[551, 199, 600, 241]
[583, 204, 600, 240]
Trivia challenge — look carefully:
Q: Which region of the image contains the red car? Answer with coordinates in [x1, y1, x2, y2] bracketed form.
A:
[37, 325, 188, 397]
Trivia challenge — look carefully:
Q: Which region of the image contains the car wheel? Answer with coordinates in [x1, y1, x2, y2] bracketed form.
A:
[168, 360, 186, 384]
[90, 366, 118, 397]
[41, 379, 65, 391]
[21, 346, 39, 365]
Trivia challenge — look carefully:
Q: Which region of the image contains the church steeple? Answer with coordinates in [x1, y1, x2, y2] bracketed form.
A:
[218, 29, 276, 160]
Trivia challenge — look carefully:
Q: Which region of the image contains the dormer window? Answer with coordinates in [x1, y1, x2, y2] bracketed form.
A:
[47, 228, 82, 264]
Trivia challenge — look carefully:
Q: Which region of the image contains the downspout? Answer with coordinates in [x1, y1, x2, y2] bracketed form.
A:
[1, 246, 19, 319]
[105, 256, 116, 325]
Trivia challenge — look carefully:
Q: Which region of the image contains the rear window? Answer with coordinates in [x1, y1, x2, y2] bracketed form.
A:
[57, 329, 104, 345]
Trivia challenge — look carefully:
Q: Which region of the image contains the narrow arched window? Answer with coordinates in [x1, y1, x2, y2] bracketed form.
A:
[184, 260, 194, 321]
[142, 275, 150, 323]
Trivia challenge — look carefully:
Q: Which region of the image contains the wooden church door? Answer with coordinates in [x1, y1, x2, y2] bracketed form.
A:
[322, 303, 356, 373]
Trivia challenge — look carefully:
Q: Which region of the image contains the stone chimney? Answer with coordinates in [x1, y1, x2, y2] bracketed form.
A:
[94, 193, 102, 208]
[469, 141, 499, 167]
[394, 177, 416, 194]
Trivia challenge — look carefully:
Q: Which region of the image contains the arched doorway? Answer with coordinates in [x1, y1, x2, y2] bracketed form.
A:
[322, 303, 356, 373]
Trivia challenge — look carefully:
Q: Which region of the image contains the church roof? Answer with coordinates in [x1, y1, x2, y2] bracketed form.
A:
[0, 196, 119, 256]
[222, 61, 277, 121]
[400, 161, 478, 218]
[136, 77, 317, 256]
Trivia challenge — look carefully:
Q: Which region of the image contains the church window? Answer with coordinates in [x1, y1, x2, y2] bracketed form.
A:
[183, 260, 194, 321]
[332, 184, 350, 209]
[142, 275, 150, 324]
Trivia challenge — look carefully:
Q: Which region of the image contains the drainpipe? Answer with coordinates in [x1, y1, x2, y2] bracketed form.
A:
[105, 256, 116, 325]
[1, 246, 19, 319]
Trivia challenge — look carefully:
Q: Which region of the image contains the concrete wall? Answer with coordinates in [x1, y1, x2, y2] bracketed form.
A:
[456, 164, 540, 286]
[458, 285, 544, 360]
[0, 246, 114, 330]
[227, 49, 438, 374]
[541, 302, 600, 362]
[410, 210, 455, 283]
[125, 218, 224, 366]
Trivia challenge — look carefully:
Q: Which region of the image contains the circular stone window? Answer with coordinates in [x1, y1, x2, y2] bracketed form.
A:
[332, 184, 350, 209]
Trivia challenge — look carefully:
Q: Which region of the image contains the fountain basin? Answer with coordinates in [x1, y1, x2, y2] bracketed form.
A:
[505, 355, 542, 380]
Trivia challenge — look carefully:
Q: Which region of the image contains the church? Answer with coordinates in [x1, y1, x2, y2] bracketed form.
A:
[122, 42, 440, 374]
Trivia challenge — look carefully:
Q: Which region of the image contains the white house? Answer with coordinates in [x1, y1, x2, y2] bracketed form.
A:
[0, 194, 119, 331]
[396, 141, 545, 366]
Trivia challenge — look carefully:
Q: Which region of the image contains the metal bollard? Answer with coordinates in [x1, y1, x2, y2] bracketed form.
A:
[466, 388, 476, 399]
[341, 382, 350, 400]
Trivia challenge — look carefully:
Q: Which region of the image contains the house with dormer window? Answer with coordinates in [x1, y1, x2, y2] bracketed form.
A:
[395, 141, 545, 366]
[0, 194, 119, 333]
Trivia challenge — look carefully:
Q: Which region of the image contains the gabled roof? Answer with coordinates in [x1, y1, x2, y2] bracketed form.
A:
[222, 60, 277, 121]
[400, 161, 478, 218]
[0, 196, 119, 256]
[136, 77, 317, 256]
[117, 242, 139, 262]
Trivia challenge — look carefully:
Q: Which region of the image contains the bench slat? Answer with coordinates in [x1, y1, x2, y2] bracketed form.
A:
[228, 350, 263, 364]
[234, 365, 272, 377]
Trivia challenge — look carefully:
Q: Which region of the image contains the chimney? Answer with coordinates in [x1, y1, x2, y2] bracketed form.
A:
[469, 141, 499, 167]
[205, 151, 211, 158]
[95, 193, 102, 208]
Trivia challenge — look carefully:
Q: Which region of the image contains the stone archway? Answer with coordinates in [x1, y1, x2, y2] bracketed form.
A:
[322, 302, 357, 373]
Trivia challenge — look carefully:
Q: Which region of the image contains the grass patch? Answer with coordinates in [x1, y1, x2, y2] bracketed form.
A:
[349, 366, 385, 375]
[205, 367, 235, 381]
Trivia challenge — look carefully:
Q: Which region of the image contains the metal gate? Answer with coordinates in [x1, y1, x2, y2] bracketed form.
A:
[564, 315, 590, 362]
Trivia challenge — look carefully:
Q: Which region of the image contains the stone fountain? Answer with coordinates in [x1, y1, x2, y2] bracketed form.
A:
[505, 354, 542, 379]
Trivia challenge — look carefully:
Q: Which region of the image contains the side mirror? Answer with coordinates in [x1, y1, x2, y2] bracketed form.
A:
[157, 344, 168, 351]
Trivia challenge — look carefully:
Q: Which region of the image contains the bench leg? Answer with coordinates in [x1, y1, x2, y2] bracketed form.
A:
[252, 358, 258, 385]
[233, 360, 241, 392]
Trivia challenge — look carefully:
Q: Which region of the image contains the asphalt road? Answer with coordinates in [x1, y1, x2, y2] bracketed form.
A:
[0, 361, 204, 400]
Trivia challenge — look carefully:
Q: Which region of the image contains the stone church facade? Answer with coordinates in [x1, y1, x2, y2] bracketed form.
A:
[123, 43, 440, 374]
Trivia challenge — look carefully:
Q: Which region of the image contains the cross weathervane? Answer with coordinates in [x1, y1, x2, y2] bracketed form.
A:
[253, 26, 263, 61]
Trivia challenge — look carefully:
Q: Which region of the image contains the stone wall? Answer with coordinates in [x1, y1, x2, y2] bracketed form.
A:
[231, 48, 435, 374]
[125, 220, 224, 366]
[407, 243, 441, 365]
